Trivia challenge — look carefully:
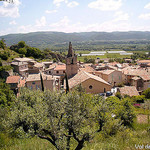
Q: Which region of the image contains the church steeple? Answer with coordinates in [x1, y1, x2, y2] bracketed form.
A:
[66, 42, 78, 78]
[67, 42, 74, 57]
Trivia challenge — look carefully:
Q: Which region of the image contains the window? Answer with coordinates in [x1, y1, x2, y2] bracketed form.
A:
[63, 71, 65, 73]
[32, 82, 35, 85]
[104, 88, 106, 93]
[49, 71, 51, 74]
[56, 71, 59, 74]
[89, 85, 93, 89]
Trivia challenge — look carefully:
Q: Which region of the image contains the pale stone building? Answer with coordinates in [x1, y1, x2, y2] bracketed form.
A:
[66, 71, 111, 94]
[93, 69, 123, 87]
[26, 73, 59, 91]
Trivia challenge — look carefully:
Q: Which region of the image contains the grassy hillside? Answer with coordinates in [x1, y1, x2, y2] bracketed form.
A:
[1, 31, 150, 50]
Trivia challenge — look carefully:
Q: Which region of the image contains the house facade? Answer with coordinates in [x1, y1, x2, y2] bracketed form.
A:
[11, 62, 28, 76]
[6, 76, 25, 94]
[67, 71, 111, 94]
[26, 73, 59, 91]
[94, 69, 123, 87]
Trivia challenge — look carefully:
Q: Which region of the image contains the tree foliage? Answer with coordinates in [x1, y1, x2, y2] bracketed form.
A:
[142, 88, 150, 99]
[3, 89, 135, 150]
[0, 79, 15, 107]
[0, 39, 5, 49]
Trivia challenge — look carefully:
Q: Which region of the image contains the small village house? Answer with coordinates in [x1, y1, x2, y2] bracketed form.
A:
[6, 76, 25, 94]
[26, 73, 60, 91]
[93, 69, 123, 87]
[66, 71, 111, 94]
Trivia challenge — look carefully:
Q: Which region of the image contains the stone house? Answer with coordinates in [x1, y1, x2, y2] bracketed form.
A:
[93, 69, 123, 87]
[42, 62, 53, 69]
[11, 62, 28, 76]
[137, 60, 150, 68]
[66, 71, 111, 94]
[26, 73, 59, 91]
[122, 67, 150, 91]
[6, 76, 25, 94]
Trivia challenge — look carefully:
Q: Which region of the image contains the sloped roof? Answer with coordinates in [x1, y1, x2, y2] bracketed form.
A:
[122, 67, 150, 81]
[68, 71, 110, 89]
[99, 69, 115, 75]
[34, 63, 44, 68]
[132, 77, 141, 80]
[79, 66, 95, 72]
[138, 60, 150, 63]
[6, 76, 20, 84]
[54, 65, 66, 71]
[119, 86, 139, 97]
[14, 57, 33, 62]
[26, 73, 54, 82]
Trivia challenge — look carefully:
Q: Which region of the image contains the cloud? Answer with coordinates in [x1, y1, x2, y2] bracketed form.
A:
[67, 1, 79, 8]
[114, 11, 129, 21]
[139, 13, 150, 20]
[9, 20, 17, 25]
[88, 0, 122, 11]
[53, 0, 68, 7]
[45, 9, 57, 14]
[50, 16, 70, 27]
[144, 3, 150, 9]
[53, 0, 79, 8]
[36, 16, 46, 27]
[0, 0, 21, 18]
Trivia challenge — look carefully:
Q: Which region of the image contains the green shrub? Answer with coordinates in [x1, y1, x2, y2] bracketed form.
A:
[142, 88, 150, 99]
[115, 92, 122, 99]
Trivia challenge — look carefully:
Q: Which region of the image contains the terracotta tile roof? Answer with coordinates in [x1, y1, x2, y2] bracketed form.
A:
[122, 67, 150, 81]
[26, 73, 54, 82]
[108, 62, 118, 66]
[79, 66, 95, 72]
[132, 77, 141, 80]
[6, 76, 20, 84]
[34, 63, 44, 68]
[14, 57, 33, 62]
[119, 86, 139, 97]
[138, 60, 150, 63]
[99, 69, 115, 75]
[68, 71, 110, 89]
[54, 65, 66, 71]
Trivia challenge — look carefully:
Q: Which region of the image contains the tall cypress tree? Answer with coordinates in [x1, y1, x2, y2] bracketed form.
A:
[65, 73, 69, 94]
[40, 72, 44, 92]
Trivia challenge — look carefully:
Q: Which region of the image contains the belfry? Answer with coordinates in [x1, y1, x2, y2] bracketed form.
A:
[66, 42, 78, 78]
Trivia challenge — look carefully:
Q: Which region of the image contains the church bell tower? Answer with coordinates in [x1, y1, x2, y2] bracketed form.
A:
[66, 42, 78, 78]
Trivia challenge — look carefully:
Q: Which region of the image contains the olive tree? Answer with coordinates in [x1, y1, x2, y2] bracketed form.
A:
[4, 89, 133, 150]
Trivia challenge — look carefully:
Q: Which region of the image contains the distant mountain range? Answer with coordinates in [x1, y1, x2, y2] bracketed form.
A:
[1, 31, 150, 50]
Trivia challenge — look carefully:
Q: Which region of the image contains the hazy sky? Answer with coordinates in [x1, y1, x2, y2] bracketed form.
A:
[1, 0, 150, 35]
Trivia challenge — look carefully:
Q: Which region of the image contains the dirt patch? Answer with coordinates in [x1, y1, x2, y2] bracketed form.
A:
[137, 114, 149, 124]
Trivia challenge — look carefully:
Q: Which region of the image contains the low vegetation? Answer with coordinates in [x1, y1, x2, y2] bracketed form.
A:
[0, 86, 149, 150]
